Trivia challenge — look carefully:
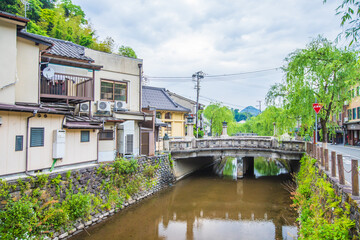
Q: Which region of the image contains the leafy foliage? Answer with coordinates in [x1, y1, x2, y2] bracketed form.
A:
[237, 106, 295, 136]
[324, 0, 360, 45]
[63, 192, 92, 221]
[118, 45, 138, 58]
[0, 0, 137, 56]
[203, 103, 240, 136]
[266, 36, 359, 142]
[293, 155, 355, 239]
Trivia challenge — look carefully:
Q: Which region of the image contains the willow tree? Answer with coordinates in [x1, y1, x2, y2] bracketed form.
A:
[203, 103, 237, 136]
[267, 36, 359, 146]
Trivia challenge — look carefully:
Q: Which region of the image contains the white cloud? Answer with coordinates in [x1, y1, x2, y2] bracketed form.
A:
[73, 0, 343, 109]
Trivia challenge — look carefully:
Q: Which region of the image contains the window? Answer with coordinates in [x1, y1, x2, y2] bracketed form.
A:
[81, 131, 90, 142]
[156, 112, 162, 119]
[165, 122, 172, 134]
[100, 80, 127, 101]
[165, 112, 172, 119]
[353, 108, 357, 120]
[339, 112, 342, 121]
[30, 128, 44, 147]
[349, 109, 352, 120]
[99, 130, 113, 140]
[358, 107, 360, 119]
[357, 86, 360, 96]
[125, 134, 133, 154]
[15, 135, 23, 151]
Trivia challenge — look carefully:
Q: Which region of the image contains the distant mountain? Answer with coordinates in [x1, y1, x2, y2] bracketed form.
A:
[240, 106, 261, 117]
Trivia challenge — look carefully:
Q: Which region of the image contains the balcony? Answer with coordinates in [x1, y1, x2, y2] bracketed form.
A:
[40, 73, 94, 104]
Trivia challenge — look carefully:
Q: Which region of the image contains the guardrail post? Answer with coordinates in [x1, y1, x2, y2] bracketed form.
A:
[324, 148, 329, 171]
[331, 151, 336, 177]
[352, 159, 359, 196]
[337, 154, 345, 185]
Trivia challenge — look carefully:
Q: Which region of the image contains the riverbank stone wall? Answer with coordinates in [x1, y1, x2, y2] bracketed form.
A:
[0, 155, 175, 240]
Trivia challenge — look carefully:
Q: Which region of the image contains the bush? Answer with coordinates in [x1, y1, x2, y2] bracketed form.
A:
[0, 198, 38, 240]
[63, 192, 92, 221]
[293, 155, 355, 239]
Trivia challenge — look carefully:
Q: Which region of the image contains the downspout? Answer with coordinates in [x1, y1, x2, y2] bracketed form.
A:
[26, 110, 37, 175]
[138, 63, 143, 156]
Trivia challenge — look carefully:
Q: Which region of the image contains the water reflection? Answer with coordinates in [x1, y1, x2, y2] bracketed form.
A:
[254, 157, 289, 178]
[70, 171, 297, 240]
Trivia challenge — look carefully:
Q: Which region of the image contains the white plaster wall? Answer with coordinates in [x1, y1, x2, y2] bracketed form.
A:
[27, 114, 64, 171]
[98, 123, 116, 162]
[0, 111, 28, 175]
[62, 129, 98, 166]
[0, 21, 17, 104]
[85, 49, 142, 112]
[15, 38, 40, 104]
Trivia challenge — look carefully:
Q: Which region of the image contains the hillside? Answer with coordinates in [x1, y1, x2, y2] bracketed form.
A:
[240, 106, 261, 117]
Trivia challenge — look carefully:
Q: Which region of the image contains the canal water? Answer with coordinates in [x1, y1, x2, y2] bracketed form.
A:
[71, 159, 297, 240]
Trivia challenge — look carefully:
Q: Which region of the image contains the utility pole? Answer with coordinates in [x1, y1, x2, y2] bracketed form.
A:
[256, 100, 262, 112]
[192, 71, 204, 138]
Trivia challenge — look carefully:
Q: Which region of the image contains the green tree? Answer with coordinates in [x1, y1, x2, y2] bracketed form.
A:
[239, 106, 293, 136]
[118, 45, 137, 58]
[203, 103, 238, 136]
[266, 36, 359, 145]
[324, 0, 360, 45]
[0, 0, 23, 15]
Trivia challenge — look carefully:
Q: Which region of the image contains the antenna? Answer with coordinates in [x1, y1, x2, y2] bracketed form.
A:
[20, 0, 29, 18]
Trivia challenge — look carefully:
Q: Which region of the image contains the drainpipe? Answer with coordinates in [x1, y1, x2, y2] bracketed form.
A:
[26, 110, 37, 175]
[138, 63, 143, 156]
[138, 63, 143, 112]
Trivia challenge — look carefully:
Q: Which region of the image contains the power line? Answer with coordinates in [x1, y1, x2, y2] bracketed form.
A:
[199, 95, 246, 109]
[146, 67, 280, 79]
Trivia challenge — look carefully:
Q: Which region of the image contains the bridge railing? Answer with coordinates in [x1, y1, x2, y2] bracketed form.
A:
[169, 137, 305, 152]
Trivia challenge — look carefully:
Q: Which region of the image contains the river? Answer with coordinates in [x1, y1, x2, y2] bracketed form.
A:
[70, 161, 297, 240]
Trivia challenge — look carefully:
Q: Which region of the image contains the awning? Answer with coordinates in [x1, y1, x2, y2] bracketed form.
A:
[63, 122, 103, 129]
[0, 103, 69, 115]
[155, 118, 167, 127]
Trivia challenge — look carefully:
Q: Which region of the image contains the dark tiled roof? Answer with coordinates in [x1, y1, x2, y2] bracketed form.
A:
[142, 86, 191, 112]
[0, 103, 69, 115]
[0, 11, 29, 24]
[21, 30, 94, 62]
[64, 115, 103, 129]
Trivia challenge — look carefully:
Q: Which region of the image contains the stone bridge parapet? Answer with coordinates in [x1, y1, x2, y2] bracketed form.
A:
[169, 136, 306, 160]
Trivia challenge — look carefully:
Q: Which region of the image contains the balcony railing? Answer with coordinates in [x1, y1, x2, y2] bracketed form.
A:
[40, 73, 93, 103]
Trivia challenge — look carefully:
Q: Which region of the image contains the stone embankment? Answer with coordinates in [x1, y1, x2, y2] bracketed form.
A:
[0, 155, 175, 240]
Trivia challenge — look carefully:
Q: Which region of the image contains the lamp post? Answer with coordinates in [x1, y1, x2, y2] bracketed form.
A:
[192, 71, 204, 138]
[186, 115, 195, 139]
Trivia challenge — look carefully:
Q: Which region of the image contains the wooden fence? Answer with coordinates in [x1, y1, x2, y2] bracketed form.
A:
[306, 142, 359, 196]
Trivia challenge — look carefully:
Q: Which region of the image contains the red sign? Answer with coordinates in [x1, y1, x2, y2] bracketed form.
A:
[312, 103, 323, 114]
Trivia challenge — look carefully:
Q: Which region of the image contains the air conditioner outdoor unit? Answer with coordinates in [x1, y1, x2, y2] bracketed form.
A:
[97, 101, 111, 112]
[114, 100, 128, 111]
[79, 102, 90, 114]
[344, 117, 348, 122]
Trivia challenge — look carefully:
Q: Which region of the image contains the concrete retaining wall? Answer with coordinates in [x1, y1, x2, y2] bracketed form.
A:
[0, 155, 175, 239]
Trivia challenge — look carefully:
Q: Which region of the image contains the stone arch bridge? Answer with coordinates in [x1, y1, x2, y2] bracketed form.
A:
[168, 136, 306, 180]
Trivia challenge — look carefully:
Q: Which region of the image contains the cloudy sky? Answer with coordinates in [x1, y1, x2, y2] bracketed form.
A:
[73, 0, 344, 110]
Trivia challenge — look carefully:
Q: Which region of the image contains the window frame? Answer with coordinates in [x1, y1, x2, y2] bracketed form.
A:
[80, 130, 90, 142]
[165, 112, 172, 119]
[99, 129, 114, 140]
[15, 135, 23, 151]
[30, 127, 44, 147]
[100, 79, 128, 102]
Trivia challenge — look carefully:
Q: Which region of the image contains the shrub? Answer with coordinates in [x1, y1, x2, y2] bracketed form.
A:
[0, 198, 38, 240]
[63, 192, 92, 221]
[293, 155, 355, 239]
